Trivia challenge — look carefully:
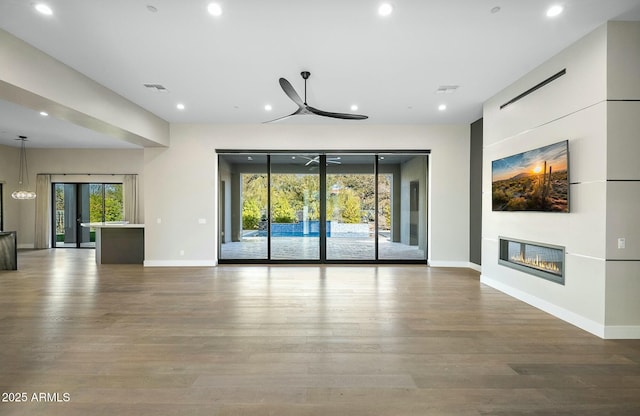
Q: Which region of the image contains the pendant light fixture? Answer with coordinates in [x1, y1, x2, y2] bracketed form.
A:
[11, 136, 37, 200]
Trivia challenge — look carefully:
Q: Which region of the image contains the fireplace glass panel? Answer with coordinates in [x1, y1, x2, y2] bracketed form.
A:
[499, 237, 564, 284]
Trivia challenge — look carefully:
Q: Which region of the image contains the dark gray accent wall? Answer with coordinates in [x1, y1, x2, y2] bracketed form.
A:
[470, 118, 483, 265]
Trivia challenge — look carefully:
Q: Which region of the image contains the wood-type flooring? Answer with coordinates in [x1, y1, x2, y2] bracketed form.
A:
[1, 249, 640, 415]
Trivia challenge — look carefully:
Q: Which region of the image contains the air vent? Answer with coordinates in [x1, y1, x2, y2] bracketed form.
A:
[143, 83, 169, 92]
[435, 85, 459, 94]
[500, 69, 566, 110]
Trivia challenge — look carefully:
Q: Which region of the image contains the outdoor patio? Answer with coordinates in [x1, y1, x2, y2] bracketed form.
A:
[220, 235, 426, 261]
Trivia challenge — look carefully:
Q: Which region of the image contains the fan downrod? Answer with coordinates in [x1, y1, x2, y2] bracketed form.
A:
[300, 71, 310, 79]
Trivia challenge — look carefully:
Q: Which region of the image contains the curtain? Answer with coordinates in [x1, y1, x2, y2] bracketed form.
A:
[34, 174, 52, 249]
[123, 174, 138, 224]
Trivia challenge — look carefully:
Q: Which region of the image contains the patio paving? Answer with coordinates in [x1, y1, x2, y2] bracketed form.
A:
[220, 235, 426, 261]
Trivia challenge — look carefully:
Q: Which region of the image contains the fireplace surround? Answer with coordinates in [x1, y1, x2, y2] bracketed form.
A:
[499, 237, 565, 284]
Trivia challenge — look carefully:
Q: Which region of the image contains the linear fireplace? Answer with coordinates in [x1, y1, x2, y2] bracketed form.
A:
[499, 237, 565, 284]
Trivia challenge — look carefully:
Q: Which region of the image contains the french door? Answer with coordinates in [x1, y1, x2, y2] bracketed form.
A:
[52, 183, 123, 248]
[218, 151, 428, 263]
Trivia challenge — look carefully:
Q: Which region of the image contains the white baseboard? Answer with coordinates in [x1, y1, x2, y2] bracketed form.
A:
[480, 274, 607, 339]
[144, 260, 217, 267]
[17, 243, 35, 249]
[468, 263, 482, 272]
[429, 260, 479, 270]
[480, 275, 640, 339]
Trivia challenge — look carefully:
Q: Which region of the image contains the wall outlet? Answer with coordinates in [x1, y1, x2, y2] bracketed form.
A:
[156, 217, 162, 224]
[179, 250, 185, 256]
[198, 218, 207, 224]
[618, 238, 626, 249]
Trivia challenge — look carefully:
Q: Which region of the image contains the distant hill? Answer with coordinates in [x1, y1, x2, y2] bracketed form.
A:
[510, 172, 531, 180]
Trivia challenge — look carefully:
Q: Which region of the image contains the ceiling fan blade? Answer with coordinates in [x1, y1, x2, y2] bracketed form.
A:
[304, 156, 319, 166]
[307, 106, 368, 120]
[263, 108, 302, 124]
[279, 78, 305, 107]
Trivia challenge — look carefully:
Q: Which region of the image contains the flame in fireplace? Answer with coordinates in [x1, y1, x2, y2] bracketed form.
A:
[510, 253, 561, 274]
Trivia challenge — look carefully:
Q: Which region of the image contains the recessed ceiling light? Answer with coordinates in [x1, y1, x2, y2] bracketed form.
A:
[438, 104, 447, 111]
[378, 3, 393, 17]
[39, 111, 49, 116]
[490, 6, 501, 14]
[546, 5, 563, 17]
[207, 3, 222, 17]
[34, 3, 53, 15]
[264, 104, 272, 111]
[176, 103, 185, 110]
[350, 104, 359, 111]
[146, 5, 158, 13]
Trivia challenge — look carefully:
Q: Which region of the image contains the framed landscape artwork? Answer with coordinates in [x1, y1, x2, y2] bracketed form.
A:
[492, 140, 569, 212]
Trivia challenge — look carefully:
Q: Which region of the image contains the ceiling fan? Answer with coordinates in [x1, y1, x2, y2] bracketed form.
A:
[299, 155, 342, 166]
[265, 71, 368, 123]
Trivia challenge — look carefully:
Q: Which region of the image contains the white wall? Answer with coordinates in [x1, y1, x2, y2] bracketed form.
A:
[3, 148, 144, 247]
[143, 124, 470, 267]
[482, 22, 640, 339]
[603, 22, 640, 335]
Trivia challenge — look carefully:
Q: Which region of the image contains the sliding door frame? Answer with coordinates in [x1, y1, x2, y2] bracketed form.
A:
[217, 149, 430, 264]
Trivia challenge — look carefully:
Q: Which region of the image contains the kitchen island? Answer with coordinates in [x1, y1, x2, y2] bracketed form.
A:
[81, 223, 144, 264]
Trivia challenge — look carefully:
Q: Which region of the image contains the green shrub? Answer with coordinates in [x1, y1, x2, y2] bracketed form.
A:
[340, 190, 362, 224]
[272, 195, 297, 223]
[242, 199, 261, 230]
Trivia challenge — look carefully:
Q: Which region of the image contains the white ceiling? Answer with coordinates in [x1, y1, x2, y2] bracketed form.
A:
[1, 0, 640, 149]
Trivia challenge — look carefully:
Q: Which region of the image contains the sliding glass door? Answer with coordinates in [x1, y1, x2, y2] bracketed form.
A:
[218, 153, 268, 260]
[53, 182, 123, 248]
[377, 154, 428, 260]
[218, 151, 428, 263]
[270, 154, 320, 260]
[326, 154, 376, 260]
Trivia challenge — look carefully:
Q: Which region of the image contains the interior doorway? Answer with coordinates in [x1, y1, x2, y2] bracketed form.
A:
[217, 151, 429, 263]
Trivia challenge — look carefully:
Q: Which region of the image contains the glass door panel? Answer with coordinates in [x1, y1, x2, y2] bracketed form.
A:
[377, 154, 428, 260]
[78, 184, 94, 247]
[326, 154, 375, 260]
[218, 153, 268, 260]
[105, 184, 124, 222]
[54, 183, 77, 247]
[270, 154, 320, 260]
